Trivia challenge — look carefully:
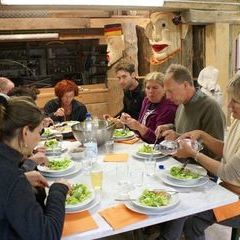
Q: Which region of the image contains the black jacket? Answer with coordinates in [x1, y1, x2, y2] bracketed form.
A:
[44, 98, 87, 122]
[0, 143, 68, 240]
[117, 81, 145, 120]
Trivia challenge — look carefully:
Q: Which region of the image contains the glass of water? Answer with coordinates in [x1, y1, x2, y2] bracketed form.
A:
[144, 157, 156, 176]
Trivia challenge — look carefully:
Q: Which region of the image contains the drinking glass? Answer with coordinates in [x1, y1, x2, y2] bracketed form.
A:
[129, 169, 144, 187]
[90, 167, 103, 190]
[105, 139, 114, 154]
[116, 163, 129, 185]
[144, 157, 156, 176]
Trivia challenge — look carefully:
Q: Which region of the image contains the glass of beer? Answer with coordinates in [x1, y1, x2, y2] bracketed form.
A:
[90, 166, 103, 191]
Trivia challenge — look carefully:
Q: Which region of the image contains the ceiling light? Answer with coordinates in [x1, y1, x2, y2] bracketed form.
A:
[1, 0, 164, 7]
[0, 33, 59, 41]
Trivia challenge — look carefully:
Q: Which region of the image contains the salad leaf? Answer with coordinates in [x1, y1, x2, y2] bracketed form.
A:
[44, 139, 59, 150]
[41, 128, 53, 137]
[138, 144, 157, 154]
[66, 184, 91, 205]
[139, 189, 171, 207]
[113, 128, 132, 137]
[170, 166, 200, 180]
[48, 157, 71, 170]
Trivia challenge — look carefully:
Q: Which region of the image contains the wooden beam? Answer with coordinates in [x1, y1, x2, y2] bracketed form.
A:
[182, 10, 240, 24]
[0, 18, 90, 30]
[0, 9, 111, 18]
[164, 0, 240, 11]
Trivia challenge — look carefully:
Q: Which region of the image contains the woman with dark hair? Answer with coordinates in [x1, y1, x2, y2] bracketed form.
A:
[0, 96, 70, 240]
[44, 79, 87, 122]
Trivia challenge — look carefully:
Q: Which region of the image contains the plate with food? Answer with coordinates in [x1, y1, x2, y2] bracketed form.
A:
[129, 188, 179, 212]
[136, 144, 162, 157]
[37, 156, 74, 175]
[41, 128, 57, 140]
[113, 128, 135, 140]
[41, 162, 81, 178]
[65, 184, 95, 211]
[66, 192, 101, 214]
[42, 139, 66, 155]
[167, 164, 207, 184]
[53, 121, 79, 134]
[69, 146, 85, 159]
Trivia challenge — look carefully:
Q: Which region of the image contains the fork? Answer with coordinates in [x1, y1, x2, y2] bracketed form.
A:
[178, 159, 190, 173]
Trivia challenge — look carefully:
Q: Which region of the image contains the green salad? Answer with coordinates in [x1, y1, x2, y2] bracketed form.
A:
[138, 144, 157, 154]
[139, 189, 171, 207]
[41, 128, 53, 137]
[44, 139, 59, 150]
[48, 157, 71, 170]
[66, 184, 92, 205]
[113, 128, 132, 138]
[170, 166, 200, 180]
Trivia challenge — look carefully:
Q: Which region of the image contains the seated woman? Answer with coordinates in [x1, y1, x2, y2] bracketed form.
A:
[44, 79, 87, 122]
[120, 72, 177, 143]
[157, 74, 240, 240]
[0, 96, 70, 239]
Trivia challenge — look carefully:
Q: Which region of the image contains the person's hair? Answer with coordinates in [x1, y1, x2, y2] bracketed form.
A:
[165, 64, 193, 86]
[144, 72, 164, 86]
[54, 80, 79, 99]
[0, 77, 13, 92]
[0, 96, 44, 142]
[8, 86, 40, 101]
[115, 61, 135, 74]
[228, 74, 240, 103]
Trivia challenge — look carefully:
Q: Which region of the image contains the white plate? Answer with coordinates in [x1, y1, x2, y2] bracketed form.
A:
[129, 188, 180, 213]
[65, 189, 95, 211]
[132, 152, 166, 160]
[45, 147, 67, 156]
[37, 159, 74, 175]
[113, 129, 135, 140]
[40, 162, 81, 178]
[65, 193, 101, 214]
[125, 198, 179, 216]
[160, 173, 209, 188]
[166, 164, 207, 184]
[54, 121, 79, 134]
[136, 144, 162, 157]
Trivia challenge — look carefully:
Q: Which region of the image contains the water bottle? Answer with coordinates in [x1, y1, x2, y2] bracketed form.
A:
[84, 133, 98, 169]
[85, 112, 93, 132]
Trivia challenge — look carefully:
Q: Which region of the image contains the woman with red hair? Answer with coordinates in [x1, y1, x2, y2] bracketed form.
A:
[44, 80, 87, 122]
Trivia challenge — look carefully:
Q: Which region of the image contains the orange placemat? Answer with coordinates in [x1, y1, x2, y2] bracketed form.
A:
[99, 204, 148, 230]
[62, 211, 98, 237]
[115, 137, 140, 144]
[103, 153, 128, 162]
[213, 200, 240, 222]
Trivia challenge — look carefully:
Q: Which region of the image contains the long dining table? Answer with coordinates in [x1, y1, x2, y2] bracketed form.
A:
[49, 140, 239, 240]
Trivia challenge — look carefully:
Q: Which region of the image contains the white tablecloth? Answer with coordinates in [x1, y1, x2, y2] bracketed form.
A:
[56, 141, 238, 240]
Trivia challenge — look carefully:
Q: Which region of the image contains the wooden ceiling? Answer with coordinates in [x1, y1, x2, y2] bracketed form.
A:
[0, 0, 239, 24]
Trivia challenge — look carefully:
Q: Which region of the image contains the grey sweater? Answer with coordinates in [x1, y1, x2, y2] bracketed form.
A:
[175, 90, 225, 158]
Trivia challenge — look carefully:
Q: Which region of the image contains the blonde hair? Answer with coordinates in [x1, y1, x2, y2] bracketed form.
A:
[144, 72, 164, 86]
[228, 74, 240, 103]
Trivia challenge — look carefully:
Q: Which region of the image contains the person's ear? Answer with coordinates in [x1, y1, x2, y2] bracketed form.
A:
[22, 126, 29, 141]
[131, 72, 136, 79]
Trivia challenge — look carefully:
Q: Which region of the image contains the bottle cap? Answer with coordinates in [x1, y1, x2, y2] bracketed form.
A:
[86, 112, 92, 119]
[158, 164, 165, 170]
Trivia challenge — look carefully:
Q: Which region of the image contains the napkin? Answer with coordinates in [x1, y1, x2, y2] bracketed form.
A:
[99, 204, 148, 229]
[115, 137, 140, 144]
[213, 200, 240, 222]
[62, 211, 98, 237]
[103, 153, 128, 162]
